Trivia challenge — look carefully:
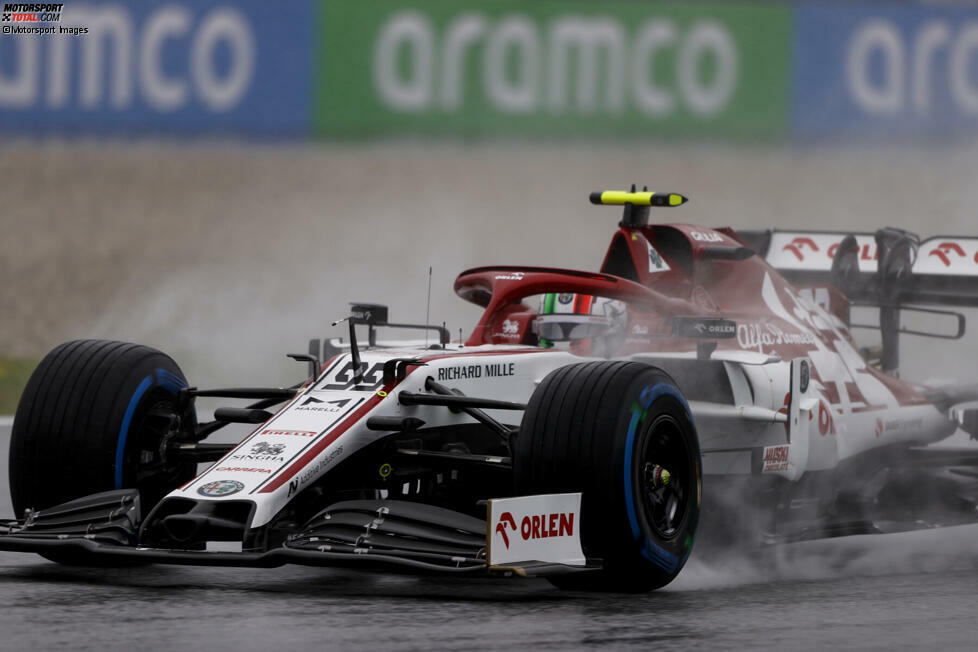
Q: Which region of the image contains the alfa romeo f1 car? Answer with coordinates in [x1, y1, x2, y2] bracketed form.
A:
[4, 190, 978, 592]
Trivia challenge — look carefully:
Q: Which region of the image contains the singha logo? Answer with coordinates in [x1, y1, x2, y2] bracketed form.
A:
[251, 442, 286, 456]
[502, 319, 519, 335]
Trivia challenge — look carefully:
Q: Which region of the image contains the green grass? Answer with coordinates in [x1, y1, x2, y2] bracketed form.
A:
[0, 358, 38, 414]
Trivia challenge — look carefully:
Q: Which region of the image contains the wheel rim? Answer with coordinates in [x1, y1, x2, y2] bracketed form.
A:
[125, 394, 195, 505]
[636, 413, 691, 540]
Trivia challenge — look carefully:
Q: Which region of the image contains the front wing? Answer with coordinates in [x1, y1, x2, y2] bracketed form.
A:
[0, 489, 596, 578]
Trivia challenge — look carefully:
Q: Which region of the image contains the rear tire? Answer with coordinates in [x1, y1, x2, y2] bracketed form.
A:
[9, 340, 197, 519]
[514, 361, 702, 592]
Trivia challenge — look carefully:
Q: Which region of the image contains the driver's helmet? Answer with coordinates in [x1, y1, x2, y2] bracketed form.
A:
[535, 293, 626, 356]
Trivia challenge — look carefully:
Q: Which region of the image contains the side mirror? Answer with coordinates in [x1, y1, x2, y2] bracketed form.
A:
[350, 303, 389, 326]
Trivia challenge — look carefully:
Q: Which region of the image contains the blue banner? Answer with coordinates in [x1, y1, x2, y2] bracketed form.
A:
[6, 1, 978, 142]
[795, 2, 978, 139]
[0, 0, 314, 136]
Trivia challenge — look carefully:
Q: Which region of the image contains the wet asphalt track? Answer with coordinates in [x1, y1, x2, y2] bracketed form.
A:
[2, 421, 978, 651]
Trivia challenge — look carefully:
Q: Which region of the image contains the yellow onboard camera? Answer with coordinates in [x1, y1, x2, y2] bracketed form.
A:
[589, 188, 688, 227]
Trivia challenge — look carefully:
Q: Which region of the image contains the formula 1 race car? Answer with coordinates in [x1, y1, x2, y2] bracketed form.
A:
[4, 189, 978, 592]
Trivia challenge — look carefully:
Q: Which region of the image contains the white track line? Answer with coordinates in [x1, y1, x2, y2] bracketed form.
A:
[0, 416, 13, 427]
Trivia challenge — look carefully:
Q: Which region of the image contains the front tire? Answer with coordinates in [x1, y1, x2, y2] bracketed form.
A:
[9, 340, 197, 518]
[514, 361, 702, 592]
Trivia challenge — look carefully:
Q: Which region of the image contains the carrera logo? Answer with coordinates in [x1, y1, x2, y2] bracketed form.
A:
[783, 237, 819, 262]
[214, 466, 272, 474]
[929, 242, 966, 267]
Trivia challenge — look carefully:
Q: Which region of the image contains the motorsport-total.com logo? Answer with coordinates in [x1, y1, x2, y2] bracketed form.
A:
[2, 3, 89, 35]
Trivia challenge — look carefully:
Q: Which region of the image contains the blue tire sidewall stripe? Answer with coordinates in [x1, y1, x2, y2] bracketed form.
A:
[622, 382, 693, 573]
[156, 368, 186, 395]
[114, 368, 186, 489]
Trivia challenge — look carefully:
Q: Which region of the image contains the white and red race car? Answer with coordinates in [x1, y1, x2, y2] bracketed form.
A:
[4, 190, 978, 592]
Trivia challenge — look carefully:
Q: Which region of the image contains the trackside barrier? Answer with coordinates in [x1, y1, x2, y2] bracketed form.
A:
[0, 0, 315, 135]
[2, 1, 977, 140]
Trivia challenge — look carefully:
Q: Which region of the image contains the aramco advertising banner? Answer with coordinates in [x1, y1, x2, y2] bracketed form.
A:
[0, 0, 315, 135]
[3, 1, 978, 141]
[314, 0, 791, 138]
[794, 3, 978, 140]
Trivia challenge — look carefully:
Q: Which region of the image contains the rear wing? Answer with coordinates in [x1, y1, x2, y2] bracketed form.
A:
[738, 229, 978, 308]
[737, 228, 978, 375]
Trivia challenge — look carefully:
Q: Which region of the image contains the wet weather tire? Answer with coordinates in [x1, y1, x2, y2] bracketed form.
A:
[9, 340, 197, 519]
[514, 361, 702, 592]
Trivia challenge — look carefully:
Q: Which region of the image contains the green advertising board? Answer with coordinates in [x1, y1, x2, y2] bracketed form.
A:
[316, 0, 790, 138]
